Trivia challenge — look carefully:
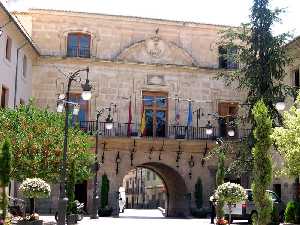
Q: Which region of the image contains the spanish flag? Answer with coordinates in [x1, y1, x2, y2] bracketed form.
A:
[140, 103, 146, 136]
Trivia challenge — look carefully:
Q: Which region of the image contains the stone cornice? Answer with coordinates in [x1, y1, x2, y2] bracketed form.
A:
[18, 8, 236, 30]
[37, 55, 221, 73]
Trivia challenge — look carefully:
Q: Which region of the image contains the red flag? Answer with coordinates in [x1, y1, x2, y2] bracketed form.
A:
[127, 98, 132, 137]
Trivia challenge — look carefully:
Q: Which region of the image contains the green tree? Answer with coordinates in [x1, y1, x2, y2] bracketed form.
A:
[194, 177, 203, 209]
[216, 150, 225, 219]
[207, 142, 231, 219]
[100, 174, 109, 209]
[0, 140, 11, 219]
[214, 182, 247, 225]
[252, 100, 273, 225]
[66, 161, 76, 214]
[272, 94, 300, 200]
[0, 102, 94, 184]
[217, 0, 293, 176]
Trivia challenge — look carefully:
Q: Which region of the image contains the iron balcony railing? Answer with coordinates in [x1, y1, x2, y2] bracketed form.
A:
[67, 47, 90, 58]
[79, 121, 251, 140]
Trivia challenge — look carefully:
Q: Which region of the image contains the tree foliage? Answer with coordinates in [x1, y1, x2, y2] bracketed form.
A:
[272, 94, 300, 178]
[213, 182, 247, 225]
[194, 177, 203, 209]
[0, 140, 11, 219]
[218, 0, 292, 119]
[252, 100, 273, 225]
[100, 174, 109, 209]
[66, 161, 76, 214]
[0, 102, 94, 184]
[217, 0, 292, 177]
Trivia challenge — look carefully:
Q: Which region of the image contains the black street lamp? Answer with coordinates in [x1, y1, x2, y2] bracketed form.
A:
[90, 107, 114, 219]
[57, 67, 91, 225]
[205, 120, 213, 136]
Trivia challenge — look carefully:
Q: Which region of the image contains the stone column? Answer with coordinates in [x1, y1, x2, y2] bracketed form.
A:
[108, 181, 120, 217]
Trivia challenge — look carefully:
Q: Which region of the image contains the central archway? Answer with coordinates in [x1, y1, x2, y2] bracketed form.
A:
[137, 162, 189, 217]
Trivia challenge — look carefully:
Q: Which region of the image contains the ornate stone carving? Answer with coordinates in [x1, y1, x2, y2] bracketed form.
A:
[117, 33, 195, 66]
[145, 36, 165, 58]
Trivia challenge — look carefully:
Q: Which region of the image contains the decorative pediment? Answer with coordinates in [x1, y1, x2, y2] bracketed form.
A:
[117, 35, 195, 66]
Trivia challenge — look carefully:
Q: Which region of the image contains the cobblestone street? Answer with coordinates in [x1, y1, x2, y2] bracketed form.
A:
[41, 209, 249, 225]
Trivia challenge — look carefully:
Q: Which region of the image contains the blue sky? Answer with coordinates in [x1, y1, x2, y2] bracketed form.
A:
[2, 0, 299, 37]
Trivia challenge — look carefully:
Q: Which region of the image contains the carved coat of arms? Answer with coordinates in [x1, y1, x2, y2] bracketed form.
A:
[145, 36, 165, 58]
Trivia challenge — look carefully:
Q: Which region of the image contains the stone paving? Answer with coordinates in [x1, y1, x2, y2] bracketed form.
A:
[40, 209, 250, 225]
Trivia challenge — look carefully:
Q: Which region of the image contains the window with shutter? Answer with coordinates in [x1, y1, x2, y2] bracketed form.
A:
[67, 33, 91, 58]
[218, 102, 238, 138]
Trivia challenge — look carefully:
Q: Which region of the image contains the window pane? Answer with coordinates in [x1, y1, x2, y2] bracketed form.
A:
[67, 34, 78, 57]
[156, 111, 166, 137]
[79, 35, 90, 57]
[69, 94, 88, 123]
[68, 35, 78, 47]
[23, 55, 27, 77]
[1, 87, 8, 108]
[6, 37, 12, 61]
[80, 35, 90, 48]
[144, 96, 154, 106]
[156, 96, 167, 108]
[145, 109, 153, 136]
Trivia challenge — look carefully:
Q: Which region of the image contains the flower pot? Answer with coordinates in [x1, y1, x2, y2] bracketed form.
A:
[66, 214, 77, 225]
[17, 220, 43, 225]
[98, 208, 113, 217]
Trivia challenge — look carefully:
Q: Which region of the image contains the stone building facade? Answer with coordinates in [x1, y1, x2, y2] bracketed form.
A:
[8, 8, 297, 217]
[123, 168, 166, 209]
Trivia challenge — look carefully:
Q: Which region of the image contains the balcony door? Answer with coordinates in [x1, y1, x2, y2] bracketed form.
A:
[69, 93, 89, 124]
[143, 91, 168, 137]
[218, 102, 238, 138]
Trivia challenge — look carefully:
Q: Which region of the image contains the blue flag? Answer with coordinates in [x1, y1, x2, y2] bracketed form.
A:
[187, 100, 192, 126]
[175, 98, 180, 125]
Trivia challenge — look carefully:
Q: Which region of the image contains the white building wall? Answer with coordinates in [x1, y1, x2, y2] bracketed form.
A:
[0, 3, 37, 199]
[0, 6, 36, 108]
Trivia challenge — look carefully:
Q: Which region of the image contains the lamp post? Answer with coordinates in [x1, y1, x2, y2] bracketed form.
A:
[90, 107, 114, 219]
[275, 101, 286, 111]
[57, 67, 91, 225]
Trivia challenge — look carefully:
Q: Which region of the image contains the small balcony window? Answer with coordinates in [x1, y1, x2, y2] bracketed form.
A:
[67, 33, 91, 58]
[219, 46, 238, 69]
[5, 36, 12, 61]
[23, 55, 27, 78]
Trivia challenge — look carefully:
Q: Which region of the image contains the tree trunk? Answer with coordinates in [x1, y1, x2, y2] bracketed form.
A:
[295, 177, 300, 202]
[2, 186, 7, 219]
[29, 198, 35, 214]
[228, 204, 232, 225]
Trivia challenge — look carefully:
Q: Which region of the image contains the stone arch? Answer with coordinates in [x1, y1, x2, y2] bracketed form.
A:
[122, 162, 189, 217]
[116, 37, 195, 66]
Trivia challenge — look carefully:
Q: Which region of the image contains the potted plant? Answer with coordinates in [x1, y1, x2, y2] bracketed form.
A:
[212, 182, 247, 225]
[65, 161, 79, 224]
[18, 178, 51, 225]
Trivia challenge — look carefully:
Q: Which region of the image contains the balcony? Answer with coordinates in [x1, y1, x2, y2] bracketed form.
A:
[67, 47, 90, 58]
[79, 121, 251, 140]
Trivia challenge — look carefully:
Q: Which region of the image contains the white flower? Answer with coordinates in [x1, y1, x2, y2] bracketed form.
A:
[213, 182, 247, 205]
[19, 178, 51, 199]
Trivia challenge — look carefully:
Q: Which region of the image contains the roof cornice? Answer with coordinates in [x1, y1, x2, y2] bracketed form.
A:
[0, 2, 40, 56]
[25, 8, 237, 29]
